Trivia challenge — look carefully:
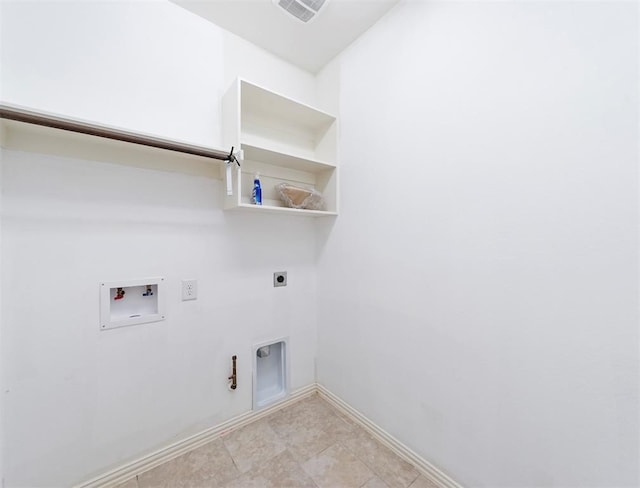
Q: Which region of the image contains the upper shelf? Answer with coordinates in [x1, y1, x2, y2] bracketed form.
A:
[241, 143, 335, 173]
[226, 79, 338, 166]
[241, 80, 336, 133]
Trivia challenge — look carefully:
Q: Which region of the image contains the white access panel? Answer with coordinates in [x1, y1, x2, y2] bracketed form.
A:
[252, 337, 289, 410]
[99, 277, 166, 330]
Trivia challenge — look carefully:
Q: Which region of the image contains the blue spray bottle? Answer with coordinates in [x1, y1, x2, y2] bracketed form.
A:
[252, 172, 262, 205]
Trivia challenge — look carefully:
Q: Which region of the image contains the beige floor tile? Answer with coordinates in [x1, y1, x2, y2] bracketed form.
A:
[408, 475, 440, 488]
[223, 418, 286, 473]
[362, 476, 391, 488]
[270, 394, 334, 427]
[138, 438, 239, 488]
[342, 426, 419, 488]
[302, 442, 375, 488]
[133, 396, 423, 488]
[114, 478, 138, 488]
[138, 458, 181, 488]
[269, 394, 354, 462]
[225, 450, 317, 488]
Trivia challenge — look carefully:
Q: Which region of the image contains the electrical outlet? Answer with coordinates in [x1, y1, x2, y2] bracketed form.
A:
[273, 272, 287, 287]
[182, 279, 197, 300]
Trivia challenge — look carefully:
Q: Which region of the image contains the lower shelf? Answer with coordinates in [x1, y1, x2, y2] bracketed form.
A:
[222, 146, 339, 217]
[226, 203, 338, 217]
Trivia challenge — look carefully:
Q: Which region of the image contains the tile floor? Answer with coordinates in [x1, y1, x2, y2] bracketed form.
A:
[116, 394, 437, 488]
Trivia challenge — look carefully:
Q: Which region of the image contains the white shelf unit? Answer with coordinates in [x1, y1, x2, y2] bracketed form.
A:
[222, 79, 338, 217]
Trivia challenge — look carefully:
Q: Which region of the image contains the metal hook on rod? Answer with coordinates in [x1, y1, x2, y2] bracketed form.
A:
[225, 146, 240, 167]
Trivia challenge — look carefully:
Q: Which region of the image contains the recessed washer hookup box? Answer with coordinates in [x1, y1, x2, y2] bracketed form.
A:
[99, 277, 166, 330]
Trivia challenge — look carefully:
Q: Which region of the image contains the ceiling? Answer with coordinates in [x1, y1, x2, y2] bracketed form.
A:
[171, 0, 401, 73]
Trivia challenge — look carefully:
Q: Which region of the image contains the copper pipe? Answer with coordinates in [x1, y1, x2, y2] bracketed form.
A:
[228, 355, 237, 390]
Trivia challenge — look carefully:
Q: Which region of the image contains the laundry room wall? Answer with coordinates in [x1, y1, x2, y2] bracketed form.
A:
[0, 1, 320, 486]
[316, 1, 639, 486]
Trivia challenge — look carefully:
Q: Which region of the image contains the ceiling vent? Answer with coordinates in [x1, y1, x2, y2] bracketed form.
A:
[274, 0, 328, 23]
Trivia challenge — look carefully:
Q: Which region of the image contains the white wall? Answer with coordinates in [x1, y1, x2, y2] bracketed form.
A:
[0, 1, 317, 147]
[1, 1, 318, 486]
[3, 0, 638, 487]
[1, 1, 224, 146]
[317, 1, 639, 487]
[222, 31, 316, 107]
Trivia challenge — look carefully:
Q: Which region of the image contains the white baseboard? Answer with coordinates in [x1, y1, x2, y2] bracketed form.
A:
[76, 383, 461, 488]
[317, 384, 462, 488]
[75, 384, 316, 488]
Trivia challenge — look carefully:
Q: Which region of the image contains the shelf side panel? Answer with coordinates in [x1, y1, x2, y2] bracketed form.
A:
[315, 120, 338, 163]
[316, 168, 338, 214]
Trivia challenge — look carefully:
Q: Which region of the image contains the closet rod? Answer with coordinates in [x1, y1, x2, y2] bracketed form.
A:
[0, 104, 231, 161]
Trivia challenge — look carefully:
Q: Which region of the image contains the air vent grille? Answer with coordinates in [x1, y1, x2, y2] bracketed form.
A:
[299, 0, 326, 11]
[275, 0, 328, 23]
[278, 0, 313, 22]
